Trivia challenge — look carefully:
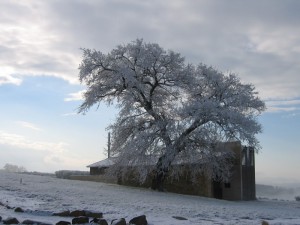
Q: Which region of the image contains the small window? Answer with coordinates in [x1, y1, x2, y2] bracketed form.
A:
[242, 153, 246, 166]
[224, 182, 231, 188]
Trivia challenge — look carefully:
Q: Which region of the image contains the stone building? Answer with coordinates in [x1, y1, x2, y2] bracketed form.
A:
[87, 141, 256, 201]
[87, 157, 115, 175]
[210, 141, 256, 201]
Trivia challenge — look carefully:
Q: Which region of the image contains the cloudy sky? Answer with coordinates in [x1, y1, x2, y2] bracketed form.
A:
[0, 0, 299, 184]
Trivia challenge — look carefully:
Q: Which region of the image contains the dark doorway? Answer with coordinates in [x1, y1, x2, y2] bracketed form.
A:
[213, 181, 223, 199]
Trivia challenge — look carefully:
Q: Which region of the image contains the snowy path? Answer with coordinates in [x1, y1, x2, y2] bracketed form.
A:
[0, 171, 300, 224]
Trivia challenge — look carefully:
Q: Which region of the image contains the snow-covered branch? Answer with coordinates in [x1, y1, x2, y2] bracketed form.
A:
[78, 39, 266, 190]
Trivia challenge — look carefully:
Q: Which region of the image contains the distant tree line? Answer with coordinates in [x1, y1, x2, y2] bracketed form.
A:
[55, 170, 89, 179]
[3, 163, 27, 173]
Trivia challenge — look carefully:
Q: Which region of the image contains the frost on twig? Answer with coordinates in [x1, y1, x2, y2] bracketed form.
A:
[78, 39, 265, 189]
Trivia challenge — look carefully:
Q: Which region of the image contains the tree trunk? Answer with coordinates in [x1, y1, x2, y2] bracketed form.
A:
[151, 169, 167, 191]
[151, 155, 171, 191]
[151, 145, 180, 191]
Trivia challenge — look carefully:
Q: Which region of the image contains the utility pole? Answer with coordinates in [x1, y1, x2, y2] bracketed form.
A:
[107, 132, 111, 158]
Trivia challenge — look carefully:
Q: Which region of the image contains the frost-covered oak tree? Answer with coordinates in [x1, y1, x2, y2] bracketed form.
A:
[78, 39, 265, 191]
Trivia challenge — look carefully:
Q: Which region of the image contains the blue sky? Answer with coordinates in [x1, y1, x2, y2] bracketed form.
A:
[0, 0, 299, 185]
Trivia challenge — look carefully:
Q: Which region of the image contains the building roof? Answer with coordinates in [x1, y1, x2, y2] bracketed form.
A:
[87, 157, 117, 168]
[87, 142, 244, 168]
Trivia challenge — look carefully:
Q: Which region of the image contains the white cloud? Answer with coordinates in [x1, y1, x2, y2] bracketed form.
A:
[286, 112, 300, 117]
[266, 99, 300, 106]
[0, 130, 67, 153]
[266, 106, 299, 113]
[43, 153, 90, 168]
[64, 90, 85, 102]
[0, 1, 80, 85]
[61, 112, 78, 117]
[248, 28, 300, 57]
[0, 74, 22, 86]
[0, 130, 93, 171]
[0, 1, 299, 103]
[265, 99, 300, 113]
[15, 121, 42, 131]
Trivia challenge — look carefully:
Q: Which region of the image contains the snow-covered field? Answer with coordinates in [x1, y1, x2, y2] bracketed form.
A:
[0, 171, 300, 225]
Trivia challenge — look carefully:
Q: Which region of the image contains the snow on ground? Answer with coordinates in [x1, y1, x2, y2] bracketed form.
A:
[0, 171, 300, 225]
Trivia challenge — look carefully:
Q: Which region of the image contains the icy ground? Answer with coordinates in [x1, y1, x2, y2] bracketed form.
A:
[0, 171, 300, 225]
